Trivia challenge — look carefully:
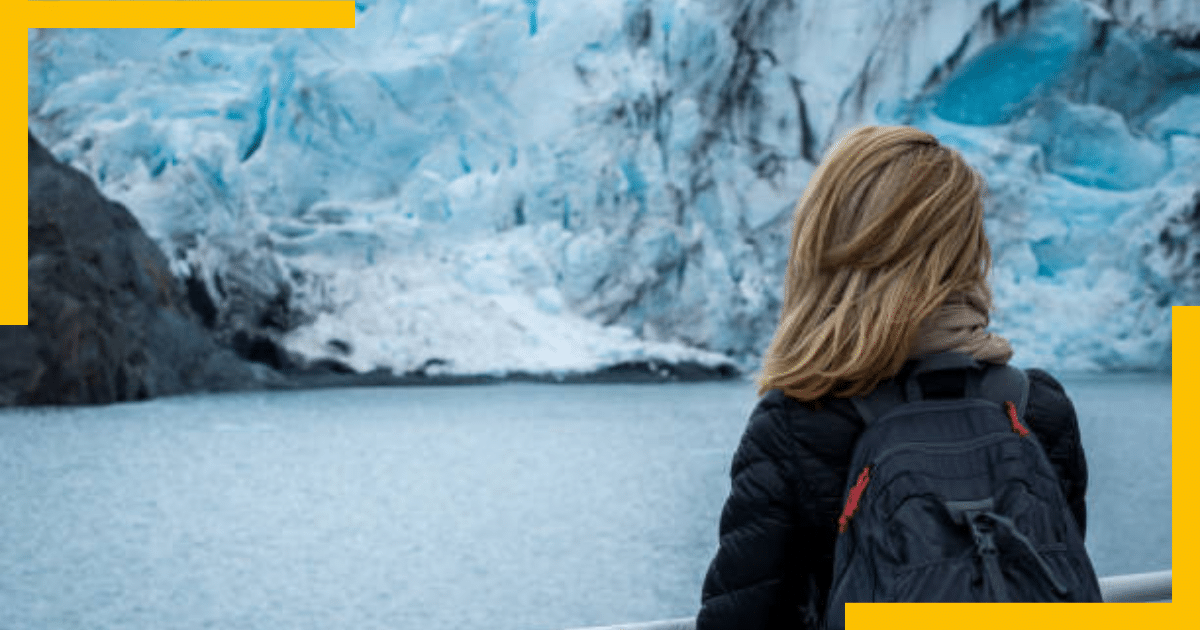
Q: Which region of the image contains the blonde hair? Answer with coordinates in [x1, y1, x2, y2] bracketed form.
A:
[757, 125, 994, 401]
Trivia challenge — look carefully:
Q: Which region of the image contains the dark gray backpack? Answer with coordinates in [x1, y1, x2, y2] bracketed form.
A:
[824, 352, 1101, 629]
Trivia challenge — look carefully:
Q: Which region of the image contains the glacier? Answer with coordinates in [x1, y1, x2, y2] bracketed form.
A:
[26, 0, 1200, 378]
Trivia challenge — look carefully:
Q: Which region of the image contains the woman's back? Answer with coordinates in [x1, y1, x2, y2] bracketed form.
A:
[697, 366, 1089, 629]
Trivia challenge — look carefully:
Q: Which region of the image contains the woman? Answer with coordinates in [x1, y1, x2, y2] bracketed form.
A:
[696, 126, 1089, 629]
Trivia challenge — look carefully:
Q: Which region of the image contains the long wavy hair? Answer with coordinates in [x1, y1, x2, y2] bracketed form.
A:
[757, 125, 994, 401]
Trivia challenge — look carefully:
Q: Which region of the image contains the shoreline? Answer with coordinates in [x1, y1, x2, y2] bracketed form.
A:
[272, 359, 745, 391]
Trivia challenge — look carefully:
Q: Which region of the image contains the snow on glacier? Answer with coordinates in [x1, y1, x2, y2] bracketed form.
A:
[26, 0, 1200, 376]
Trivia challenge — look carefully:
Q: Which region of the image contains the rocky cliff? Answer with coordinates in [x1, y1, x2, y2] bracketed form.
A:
[1, 132, 280, 406]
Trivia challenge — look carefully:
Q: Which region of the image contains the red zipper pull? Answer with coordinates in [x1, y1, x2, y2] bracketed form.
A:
[837, 466, 871, 533]
[1005, 401, 1030, 437]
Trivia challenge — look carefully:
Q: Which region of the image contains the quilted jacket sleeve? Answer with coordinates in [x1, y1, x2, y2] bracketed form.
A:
[697, 395, 804, 630]
[1025, 369, 1089, 539]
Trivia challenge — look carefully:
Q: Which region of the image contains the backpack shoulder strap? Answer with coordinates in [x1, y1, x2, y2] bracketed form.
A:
[979, 363, 1030, 418]
[849, 378, 905, 426]
[850, 355, 1030, 425]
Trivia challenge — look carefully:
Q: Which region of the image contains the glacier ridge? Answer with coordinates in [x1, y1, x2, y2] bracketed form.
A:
[27, 0, 1200, 376]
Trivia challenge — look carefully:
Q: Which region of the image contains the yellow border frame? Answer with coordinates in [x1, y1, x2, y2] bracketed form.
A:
[13, 3, 1185, 629]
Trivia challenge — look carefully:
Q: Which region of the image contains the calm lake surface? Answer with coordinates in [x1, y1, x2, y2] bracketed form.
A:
[0, 374, 1172, 630]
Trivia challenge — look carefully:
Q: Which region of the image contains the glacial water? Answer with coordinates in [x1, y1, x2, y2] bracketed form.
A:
[0, 374, 1172, 630]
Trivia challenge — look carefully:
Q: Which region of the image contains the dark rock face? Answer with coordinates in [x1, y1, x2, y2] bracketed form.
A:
[0, 131, 281, 406]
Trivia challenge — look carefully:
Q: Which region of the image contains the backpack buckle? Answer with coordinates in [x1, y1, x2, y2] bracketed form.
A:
[947, 499, 999, 554]
[944, 497, 996, 525]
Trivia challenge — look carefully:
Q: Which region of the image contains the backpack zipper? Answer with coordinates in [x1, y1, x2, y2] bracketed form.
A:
[837, 432, 1022, 534]
[868, 430, 1021, 472]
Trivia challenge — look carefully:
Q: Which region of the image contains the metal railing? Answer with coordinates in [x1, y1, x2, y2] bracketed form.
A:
[1098, 569, 1172, 602]
[565, 569, 1171, 630]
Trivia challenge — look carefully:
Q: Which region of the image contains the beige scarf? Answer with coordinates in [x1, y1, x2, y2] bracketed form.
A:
[911, 289, 1013, 364]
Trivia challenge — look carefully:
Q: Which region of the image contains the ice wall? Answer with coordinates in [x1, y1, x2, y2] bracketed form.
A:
[26, 0, 1200, 376]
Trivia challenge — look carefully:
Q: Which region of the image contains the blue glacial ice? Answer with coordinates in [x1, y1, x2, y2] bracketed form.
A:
[26, 0, 1200, 376]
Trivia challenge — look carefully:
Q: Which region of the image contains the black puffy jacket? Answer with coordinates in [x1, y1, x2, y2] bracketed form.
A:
[696, 366, 1089, 630]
